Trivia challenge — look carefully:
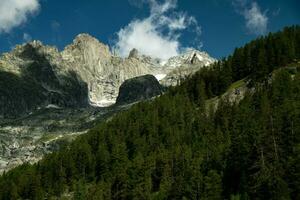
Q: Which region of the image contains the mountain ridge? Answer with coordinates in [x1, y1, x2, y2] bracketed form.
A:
[0, 33, 215, 110]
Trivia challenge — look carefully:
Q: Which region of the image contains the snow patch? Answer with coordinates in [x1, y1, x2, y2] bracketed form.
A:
[155, 74, 167, 81]
[46, 104, 61, 109]
[196, 54, 204, 61]
[90, 99, 115, 107]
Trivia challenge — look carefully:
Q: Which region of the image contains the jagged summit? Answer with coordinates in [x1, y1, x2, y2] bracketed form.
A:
[158, 49, 216, 86]
[128, 48, 139, 59]
[63, 33, 111, 61]
[11, 40, 55, 55]
[72, 33, 105, 46]
[74, 33, 95, 40]
[164, 49, 216, 68]
[25, 40, 43, 48]
[72, 33, 108, 49]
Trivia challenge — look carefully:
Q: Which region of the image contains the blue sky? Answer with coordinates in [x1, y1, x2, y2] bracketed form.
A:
[0, 0, 299, 59]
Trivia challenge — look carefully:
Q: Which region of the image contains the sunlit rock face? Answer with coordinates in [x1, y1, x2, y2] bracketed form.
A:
[61, 34, 158, 106]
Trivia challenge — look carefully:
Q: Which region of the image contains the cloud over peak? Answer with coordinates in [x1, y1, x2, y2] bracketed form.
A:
[114, 0, 202, 61]
[0, 0, 40, 33]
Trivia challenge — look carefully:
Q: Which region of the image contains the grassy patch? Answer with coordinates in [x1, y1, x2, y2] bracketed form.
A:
[228, 79, 246, 90]
[37, 134, 60, 143]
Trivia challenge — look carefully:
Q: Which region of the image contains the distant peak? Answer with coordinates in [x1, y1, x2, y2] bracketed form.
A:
[63, 33, 111, 56]
[74, 33, 96, 41]
[10, 40, 44, 55]
[28, 40, 43, 48]
[182, 48, 208, 56]
[163, 49, 216, 68]
[77, 33, 91, 37]
[128, 48, 139, 59]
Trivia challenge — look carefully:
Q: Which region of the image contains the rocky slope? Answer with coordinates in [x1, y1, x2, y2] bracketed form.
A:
[0, 104, 133, 174]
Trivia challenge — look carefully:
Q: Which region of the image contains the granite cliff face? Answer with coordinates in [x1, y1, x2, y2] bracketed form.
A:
[61, 35, 158, 106]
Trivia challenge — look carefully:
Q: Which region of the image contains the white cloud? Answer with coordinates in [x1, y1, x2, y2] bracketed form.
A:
[114, 0, 202, 61]
[233, 1, 268, 35]
[149, 0, 177, 14]
[0, 0, 40, 33]
[23, 32, 32, 42]
[244, 2, 268, 35]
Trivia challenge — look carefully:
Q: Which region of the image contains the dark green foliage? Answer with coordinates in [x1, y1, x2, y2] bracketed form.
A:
[0, 26, 300, 200]
[74, 180, 87, 200]
[203, 25, 300, 93]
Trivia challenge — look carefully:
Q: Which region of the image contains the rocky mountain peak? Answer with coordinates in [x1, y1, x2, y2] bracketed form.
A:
[28, 40, 43, 48]
[128, 48, 139, 59]
[163, 49, 216, 69]
[73, 33, 103, 45]
[11, 40, 43, 55]
[159, 49, 216, 86]
[185, 49, 213, 64]
[63, 33, 111, 62]
[62, 33, 112, 67]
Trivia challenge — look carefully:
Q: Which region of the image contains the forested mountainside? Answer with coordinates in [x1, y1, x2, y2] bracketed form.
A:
[0, 26, 300, 200]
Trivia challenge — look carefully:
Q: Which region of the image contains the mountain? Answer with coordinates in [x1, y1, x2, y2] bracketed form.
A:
[160, 49, 216, 86]
[164, 49, 216, 68]
[61, 34, 158, 107]
[0, 34, 215, 173]
[60, 35, 216, 106]
[0, 26, 299, 200]
[0, 34, 215, 114]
